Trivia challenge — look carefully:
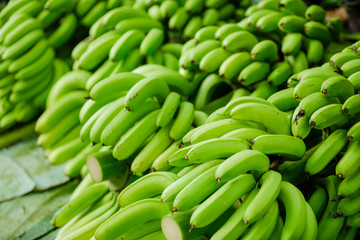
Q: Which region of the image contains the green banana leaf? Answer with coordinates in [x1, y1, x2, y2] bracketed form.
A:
[0, 181, 76, 240]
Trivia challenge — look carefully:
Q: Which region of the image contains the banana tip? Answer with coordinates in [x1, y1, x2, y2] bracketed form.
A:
[244, 220, 249, 224]
[172, 207, 178, 212]
[337, 173, 343, 179]
[348, 135, 353, 140]
[321, 89, 327, 94]
[189, 224, 195, 232]
[342, 108, 349, 113]
[309, 121, 316, 128]
[216, 177, 221, 182]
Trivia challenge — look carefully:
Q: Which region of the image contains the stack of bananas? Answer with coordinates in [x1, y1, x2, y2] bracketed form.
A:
[2, 0, 360, 239]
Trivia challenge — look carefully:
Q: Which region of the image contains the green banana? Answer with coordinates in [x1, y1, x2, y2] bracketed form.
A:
[160, 0, 179, 17]
[193, 110, 208, 127]
[109, 29, 145, 62]
[161, 160, 223, 203]
[219, 52, 252, 80]
[321, 76, 354, 102]
[304, 21, 331, 45]
[215, 149, 269, 182]
[296, 92, 339, 118]
[156, 92, 181, 128]
[89, 72, 144, 100]
[343, 94, 360, 115]
[348, 71, 360, 93]
[222, 31, 259, 52]
[78, 31, 120, 71]
[170, 101, 194, 141]
[4, 17, 41, 46]
[115, 17, 163, 34]
[256, 11, 287, 33]
[168, 7, 190, 31]
[287, 51, 309, 74]
[52, 182, 109, 227]
[36, 90, 88, 133]
[347, 121, 360, 141]
[221, 128, 268, 142]
[251, 134, 306, 159]
[336, 140, 360, 178]
[242, 9, 275, 32]
[172, 165, 223, 211]
[278, 15, 307, 33]
[124, 77, 170, 111]
[238, 61, 270, 86]
[230, 102, 291, 135]
[305, 4, 325, 22]
[277, 181, 307, 240]
[131, 122, 173, 175]
[308, 186, 328, 221]
[185, 138, 250, 164]
[330, 52, 360, 70]
[267, 88, 299, 111]
[309, 104, 349, 129]
[95, 198, 171, 240]
[151, 140, 184, 171]
[338, 169, 360, 198]
[340, 59, 360, 77]
[282, 33, 302, 56]
[251, 40, 278, 63]
[300, 202, 318, 240]
[293, 77, 327, 100]
[279, 0, 307, 16]
[101, 100, 160, 146]
[48, 13, 77, 49]
[2, 28, 44, 60]
[199, 47, 231, 73]
[305, 38, 324, 64]
[81, 1, 107, 27]
[215, 23, 241, 41]
[305, 129, 348, 175]
[183, 16, 203, 40]
[167, 145, 194, 167]
[190, 174, 255, 229]
[267, 61, 292, 86]
[118, 171, 178, 207]
[112, 109, 160, 160]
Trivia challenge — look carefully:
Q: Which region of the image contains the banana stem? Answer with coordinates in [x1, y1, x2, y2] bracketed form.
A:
[0, 121, 36, 148]
[87, 150, 127, 182]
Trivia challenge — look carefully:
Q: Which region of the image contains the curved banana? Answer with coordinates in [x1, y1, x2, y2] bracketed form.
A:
[343, 94, 360, 115]
[347, 121, 360, 141]
[230, 102, 291, 135]
[95, 198, 171, 240]
[238, 61, 270, 86]
[336, 140, 360, 178]
[118, 172, 179, 207]
[190, 174, 256, 229]
[222, 30, 259, 52]
[321, 76, 354, 102]
[305, 129, 348, 175]
[309, 104, 349, 129]
[215, 149, 269, 182]
[219, 52, 252, 80]
[199, 47, 231, 73]
[267, 61, 292, 86]
[169, 101, 194, 141]
[308, 186, 328, 221]
[267, 88, 299, 111]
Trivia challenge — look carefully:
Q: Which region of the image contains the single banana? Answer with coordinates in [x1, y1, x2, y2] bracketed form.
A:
[160, 0, 179, 18]
[81, 1, 107, 27]
[215, 149, 269, 182]
[330, 52, 359, 70]
[190, 174, 256, 229]
[309, 104, 349, 129]
[305, 38, 324, 64]
[230, 102, 291, 135]
[278, 15, 307, 33]
[161, 160, 223, 203]
[338, 170, 360, 198]
[336, 140, 360, 178]
[4, 17, 41, 46]
[185, 138, 250, 164]
[156, 92, 181, 128]
[222, 30, 259, 52]
[305, 4, 325, 22]
[277, 181, 307, 240]
[308, 186, 328, 221]
[305, 129, 348, 175]
[199, 47, 232, 73]
[279, 0, 307, 16]
[183, 16, 202, 40]
[304, 21, 331, 45]
[115, 17, 163, 34]
[267, 61, 292, 86]
[52, 182, 109, 227]
[172, 165, 223, 211]
[282, 33, 302, 56]
[251, 134, 306, 160]
[48, 13, 77, 49]
[124, 77, 170, 111]
[86, 60, 119, 91]
[321, 76, 354, 102]
[219, 52, 252, 80]
[256, 11, 287, 33]
[299, 202, 318, 240]
[95, 198, 171, 240]
[215, 23, 241, 41]
[221, 128, 268, 142]
[267, 88, 299, 111]
[168, 7, 190, 31]
[343, 94, 360, 115]
[131, 122, 173, 175]
[169, 101, 194, 141]
[118, 171, 179, 207]
[151, 140, 182, 172]
[109, 29, 145, 62]
[347, 121, 360, 141]
[101, 100, 160, 146]
[238, 61, 270, 86]
[112, 109, 160, 160]
[296, 92, 339, 118]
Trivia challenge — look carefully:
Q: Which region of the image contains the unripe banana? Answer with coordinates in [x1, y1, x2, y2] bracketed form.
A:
[278, 15, 307, 33]
[170, 101, 194, 141]
[221, 127, 268, 142]
[124, 77, 170, 112]
[305, 129, 348, 175]
[199, 47, 231, 73]
[215, 23, 241, 41]
[308, 186, 328, 221]
[282, 33, 302, 56]
[194, 26, 218, 43]
[95, 198, 171, 240]
[185, 138, 250, 164]
[215, 149, 269, 182]
[348, 121, 360, 141]
[279, 0, 307, 16]
[252, 134, 306, 159]
[173, 165, 223, 211]
[181, 40, 220, 69]
[242, 10, 275, 32]
[321, 76, 354, 102]
[156, 92, 181, 128]
[118, 172, 179, 207]
[168, 7, 190, 31]
[341, 59, 360, 77]
[222, 31, 259, 52]
[190, 174, 256, 229]
[287, 51, 309, 74]
[256, 11, 287, 33]
[151, 140, 182, 172]
[267, 61, 292, 86]
[238, 61, 270, 86]
[337, 193, 360, 217]
[230, 102, 290, 135]
[268, 88, 299, 111]
[140, 28, 165, 56]
[338, 170, 360, 198]
[112, 109, 160, 160]
[305, 38, 324, 64]
[109, 29, 145, 62]
[293, 77, 326, 100]
[330, 52, 359, 70]
[277, 181, 307, 240]
[309, 104, 349, 129]
[160, 0, 179, 17]
[336, 140, 360, 178]
[305, 4, 325, 22]
[251, 40, 278, 63]
[304, 21, 331, 45]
